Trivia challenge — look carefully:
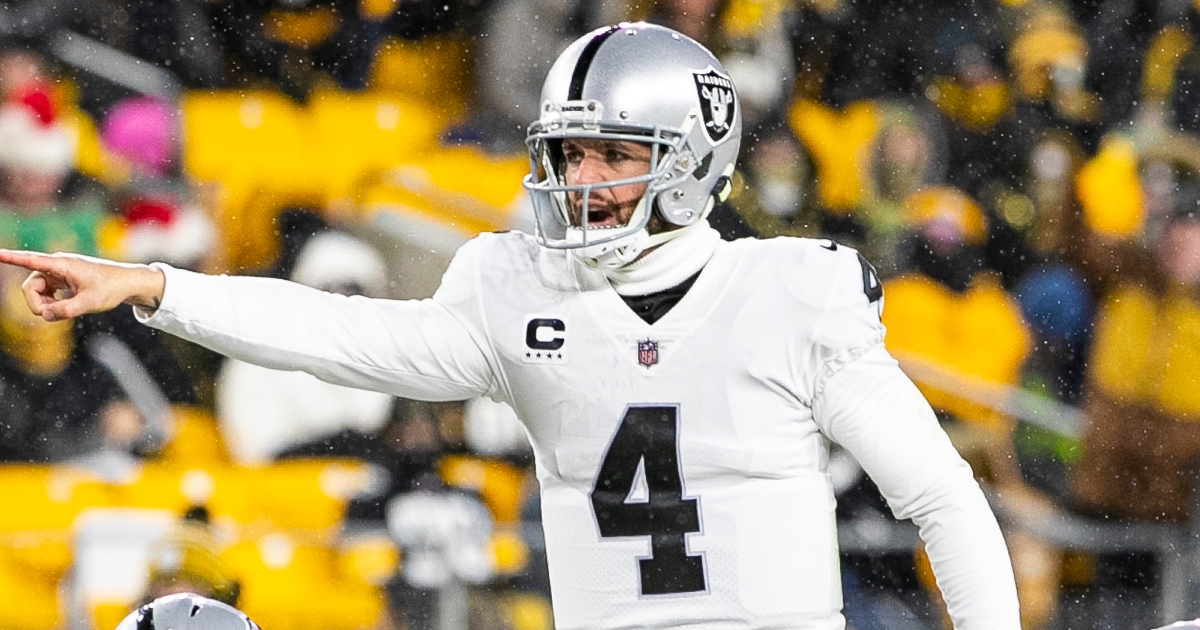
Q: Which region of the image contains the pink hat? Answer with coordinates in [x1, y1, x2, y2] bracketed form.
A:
[101, 97, 176, 177]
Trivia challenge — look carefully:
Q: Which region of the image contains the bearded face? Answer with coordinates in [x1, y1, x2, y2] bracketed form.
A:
[561, 138, 653, 229]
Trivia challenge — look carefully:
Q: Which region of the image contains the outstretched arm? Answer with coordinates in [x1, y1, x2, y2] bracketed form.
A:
[0, 250, 165, 321]
[0, 248, 499, 402]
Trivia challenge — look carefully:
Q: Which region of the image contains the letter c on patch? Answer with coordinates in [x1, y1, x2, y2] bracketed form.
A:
[526, 318, 566, 350]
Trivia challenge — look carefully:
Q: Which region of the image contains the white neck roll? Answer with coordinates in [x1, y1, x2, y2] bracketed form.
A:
[604, 221, 721, 296]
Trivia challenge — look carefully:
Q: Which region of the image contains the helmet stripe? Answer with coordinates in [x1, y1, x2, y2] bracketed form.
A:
[568, 24, 622, 100]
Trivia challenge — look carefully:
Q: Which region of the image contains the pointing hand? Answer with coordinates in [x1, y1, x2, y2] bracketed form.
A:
[0, 250, 165, 322]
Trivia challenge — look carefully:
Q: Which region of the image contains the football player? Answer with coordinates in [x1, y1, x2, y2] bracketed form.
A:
[0, 23, 1019, 630]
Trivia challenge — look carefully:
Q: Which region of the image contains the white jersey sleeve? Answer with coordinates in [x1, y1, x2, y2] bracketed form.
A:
[805, 247, 1021, 630]
[136, 237, 500, 402]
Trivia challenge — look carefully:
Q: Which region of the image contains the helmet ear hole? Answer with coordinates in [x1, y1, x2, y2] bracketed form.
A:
[693, 152, 713, 180]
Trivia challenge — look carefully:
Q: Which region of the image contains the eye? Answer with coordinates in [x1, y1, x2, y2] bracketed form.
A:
[606, 149, 631, 163]
[562, 147, 584, 165]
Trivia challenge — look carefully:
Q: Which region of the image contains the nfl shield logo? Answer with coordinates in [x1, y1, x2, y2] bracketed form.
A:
[637, 340, 659, 367]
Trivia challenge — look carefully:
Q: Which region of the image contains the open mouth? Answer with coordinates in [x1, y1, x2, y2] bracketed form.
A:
[587, 208, 618, 227]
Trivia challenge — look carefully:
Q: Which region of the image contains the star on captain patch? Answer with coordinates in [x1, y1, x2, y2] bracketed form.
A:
[637, 339, 659, 367]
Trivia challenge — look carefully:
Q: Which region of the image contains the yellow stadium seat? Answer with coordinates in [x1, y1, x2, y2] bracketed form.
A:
[157, 406, 232, 467]
[181, 91, 318, 189]
[489, 525, 530, 575]
[336, 530, 400, 586]
[180, 91, 324, 271]
[92, 602, 134, 630]
[107, 464, 200, 515]
[0, 465, 112, 630]
[306, 91, 442, 204]
[207, 459, 375, 531]
[60, 106, 116, 184]
[223, 185, 328, 272]
[0, 549, 62, 630]
[360, 146, 527, 236]
[418, 147, 529, 209]
[502, 592, 554, 630]
[111, 458, 373, 532]
[1075, 134, 1143, 239]
[0, 464, 110, 544]
[224, 535, 385, 630]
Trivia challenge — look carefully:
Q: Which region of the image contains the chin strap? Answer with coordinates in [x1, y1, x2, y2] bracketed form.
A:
[572, 231, 645, 269]
[573, 224, 695, 270]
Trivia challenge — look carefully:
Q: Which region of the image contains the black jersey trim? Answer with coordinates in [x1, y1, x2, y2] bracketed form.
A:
[620, 270, 703, 325]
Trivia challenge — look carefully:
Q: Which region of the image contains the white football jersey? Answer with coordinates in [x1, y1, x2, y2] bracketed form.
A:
[141, 232, 1019, 630]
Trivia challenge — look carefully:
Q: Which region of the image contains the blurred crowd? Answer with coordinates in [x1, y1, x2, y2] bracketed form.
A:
[5, 0, 1200, 628]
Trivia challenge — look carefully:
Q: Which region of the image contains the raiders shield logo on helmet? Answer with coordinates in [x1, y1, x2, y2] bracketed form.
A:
[692, 67, 737, 145]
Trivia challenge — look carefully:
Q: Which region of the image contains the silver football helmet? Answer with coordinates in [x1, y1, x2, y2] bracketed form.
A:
[114, 593, 260, 630]
[523, 22, 742, 269]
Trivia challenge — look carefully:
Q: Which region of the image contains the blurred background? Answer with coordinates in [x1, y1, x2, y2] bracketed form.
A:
[4, 0, 1200, 628]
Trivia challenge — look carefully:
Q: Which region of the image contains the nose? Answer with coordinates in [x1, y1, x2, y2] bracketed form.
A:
[571, 154, 607, 186]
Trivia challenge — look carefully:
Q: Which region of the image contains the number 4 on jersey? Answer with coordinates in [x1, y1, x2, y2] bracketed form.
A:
[820, 241, 881, 305]
[590, 405, 706, 596]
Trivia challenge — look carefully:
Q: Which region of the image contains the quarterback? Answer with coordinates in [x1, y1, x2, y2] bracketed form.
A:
[0, 23, 1019, 630]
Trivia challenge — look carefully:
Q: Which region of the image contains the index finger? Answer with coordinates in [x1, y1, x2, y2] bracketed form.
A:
[0, 249, 60, 274]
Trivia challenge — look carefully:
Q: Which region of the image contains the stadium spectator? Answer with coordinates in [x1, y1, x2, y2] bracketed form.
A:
[0, 68, 197, 462]
[880, 186, 1031, 480]
[99, 96, 217, 271]
[1069, 184, 1200, 522]
[1004, 128, 1096, 501]
[0, 79, 116, 459]
[206, 0, 399, 100]
[0, 82, 103, 254]
[216, 230, 395, 465]
[472, 0, 625, 146]
[118, 0, 226, 90]
[1055, 182, 1200, 630]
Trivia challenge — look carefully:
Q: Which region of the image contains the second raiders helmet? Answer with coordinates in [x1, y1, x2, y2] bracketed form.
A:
[523, 22, 742, 268]
[114, 593, 261, 630]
